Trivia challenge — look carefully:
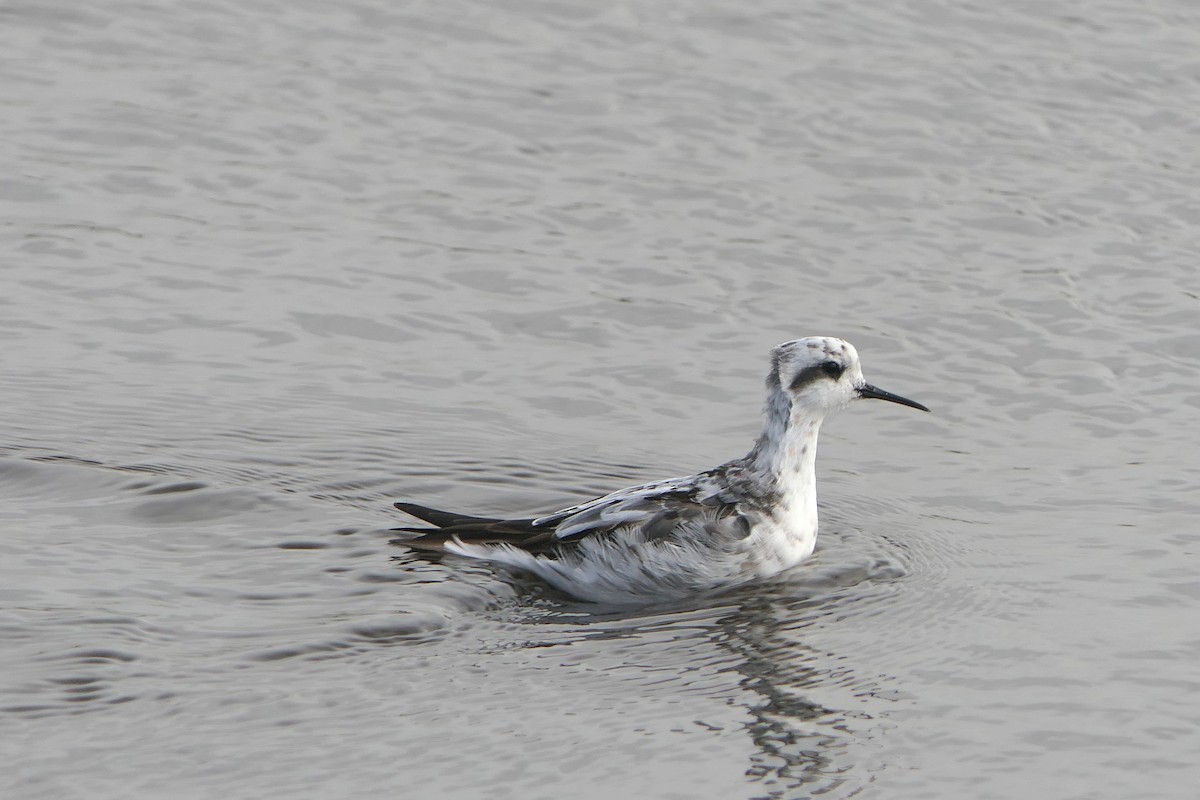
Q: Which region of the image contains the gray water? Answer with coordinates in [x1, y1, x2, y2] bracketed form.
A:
[3, 1, 1199, 797]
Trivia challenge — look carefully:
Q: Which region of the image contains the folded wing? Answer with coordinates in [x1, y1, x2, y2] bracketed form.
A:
[391, 481, 747, 557]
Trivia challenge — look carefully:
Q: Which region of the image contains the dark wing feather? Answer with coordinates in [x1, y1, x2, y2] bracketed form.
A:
[390, 502, 561, 554]
[392, 502, 503, 528]
[390, 489, 751, 557]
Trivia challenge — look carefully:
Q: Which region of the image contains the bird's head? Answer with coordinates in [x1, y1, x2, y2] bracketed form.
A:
[770, 336, 930, 418]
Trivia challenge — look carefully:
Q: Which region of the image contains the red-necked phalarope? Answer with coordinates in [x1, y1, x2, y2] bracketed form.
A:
[391, 336, 929, 604]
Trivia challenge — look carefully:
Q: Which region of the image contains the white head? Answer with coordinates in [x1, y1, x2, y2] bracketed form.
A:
[770, 336, 929, 419]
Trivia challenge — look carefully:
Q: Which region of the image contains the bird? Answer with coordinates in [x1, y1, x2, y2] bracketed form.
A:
[391, 337, 929, 604]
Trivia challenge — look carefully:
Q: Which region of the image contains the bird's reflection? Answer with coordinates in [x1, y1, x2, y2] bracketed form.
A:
[509, 560, 904, 796]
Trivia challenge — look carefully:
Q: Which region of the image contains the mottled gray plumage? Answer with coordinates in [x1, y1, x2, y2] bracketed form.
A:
[391, 337, 928, 604]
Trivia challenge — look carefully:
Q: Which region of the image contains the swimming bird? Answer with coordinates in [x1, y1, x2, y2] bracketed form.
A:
[391, 337, 929, 604]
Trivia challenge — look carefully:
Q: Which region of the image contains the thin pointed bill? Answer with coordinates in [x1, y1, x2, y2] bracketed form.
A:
[858, 384, 931, 412]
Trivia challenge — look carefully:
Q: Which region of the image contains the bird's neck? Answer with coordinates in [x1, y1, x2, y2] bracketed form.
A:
[744, 384, 823, 513]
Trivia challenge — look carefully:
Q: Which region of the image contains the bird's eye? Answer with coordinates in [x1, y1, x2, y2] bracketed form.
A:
[821, 360, 844, 378]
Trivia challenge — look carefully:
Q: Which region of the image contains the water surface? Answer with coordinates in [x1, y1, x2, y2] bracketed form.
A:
[3, 1, 1199, 798]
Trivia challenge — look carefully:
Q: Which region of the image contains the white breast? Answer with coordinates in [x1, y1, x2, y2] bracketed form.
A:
[742, 489, 818, 577]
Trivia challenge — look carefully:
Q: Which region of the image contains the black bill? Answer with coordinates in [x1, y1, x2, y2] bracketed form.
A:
[858, 384, 930, 412]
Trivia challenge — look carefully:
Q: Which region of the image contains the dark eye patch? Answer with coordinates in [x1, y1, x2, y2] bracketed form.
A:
[822, 360, 844, 378]
[788, 360, 844, 391]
